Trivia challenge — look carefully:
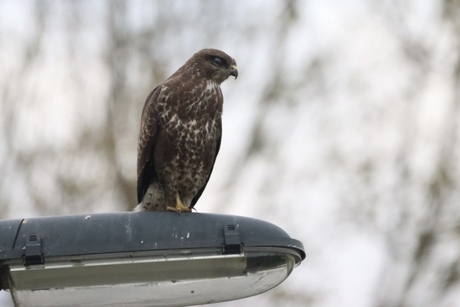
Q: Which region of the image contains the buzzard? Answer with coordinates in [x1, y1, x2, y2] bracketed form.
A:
[135, 49, 238, 212]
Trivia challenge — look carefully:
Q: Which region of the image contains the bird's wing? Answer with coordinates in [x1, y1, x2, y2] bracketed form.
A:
[190, 117, 222, 209]
[137, 85, 161, 204]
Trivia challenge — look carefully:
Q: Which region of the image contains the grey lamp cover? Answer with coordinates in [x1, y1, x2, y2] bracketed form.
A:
[0, 212, 305, 307]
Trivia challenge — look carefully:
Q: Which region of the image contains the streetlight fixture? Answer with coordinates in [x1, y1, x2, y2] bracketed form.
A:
[0, 212, 305, 306]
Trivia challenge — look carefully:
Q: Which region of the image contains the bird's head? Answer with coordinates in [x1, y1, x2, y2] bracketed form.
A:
[189, 49, 238, 84]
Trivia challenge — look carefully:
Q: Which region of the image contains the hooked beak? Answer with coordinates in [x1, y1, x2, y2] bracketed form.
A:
[229, 64, 238, 79]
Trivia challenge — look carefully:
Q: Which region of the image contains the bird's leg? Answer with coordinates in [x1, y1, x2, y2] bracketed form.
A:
[166, 192, 192, 212]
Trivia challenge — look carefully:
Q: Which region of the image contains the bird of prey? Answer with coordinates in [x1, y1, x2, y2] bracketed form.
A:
[135, 49, 238, 212]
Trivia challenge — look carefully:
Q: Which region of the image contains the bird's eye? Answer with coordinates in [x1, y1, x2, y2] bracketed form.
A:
[213, 57, 225, 66]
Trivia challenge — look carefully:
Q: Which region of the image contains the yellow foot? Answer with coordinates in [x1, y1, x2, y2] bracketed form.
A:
[166, 193, 192, 213]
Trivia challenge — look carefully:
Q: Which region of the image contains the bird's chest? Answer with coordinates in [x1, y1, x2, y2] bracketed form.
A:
[165, 115, 219, 162]
[158, 116, 219, 190]
[156, 84, 222, 182]
[155, 88, 221, 183]
[160, 107, 220, 146]
[158, 82, 222, 147]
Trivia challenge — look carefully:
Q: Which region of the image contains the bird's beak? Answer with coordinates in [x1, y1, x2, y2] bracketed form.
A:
[229, 65, 238, 79]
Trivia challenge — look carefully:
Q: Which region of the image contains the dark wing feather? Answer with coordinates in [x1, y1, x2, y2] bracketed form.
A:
[137, 86, 161, 203]
[190, 117, 222, 209]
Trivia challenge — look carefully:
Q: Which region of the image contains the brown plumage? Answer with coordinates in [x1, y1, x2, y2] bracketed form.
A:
[135, 49, 238, 212]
